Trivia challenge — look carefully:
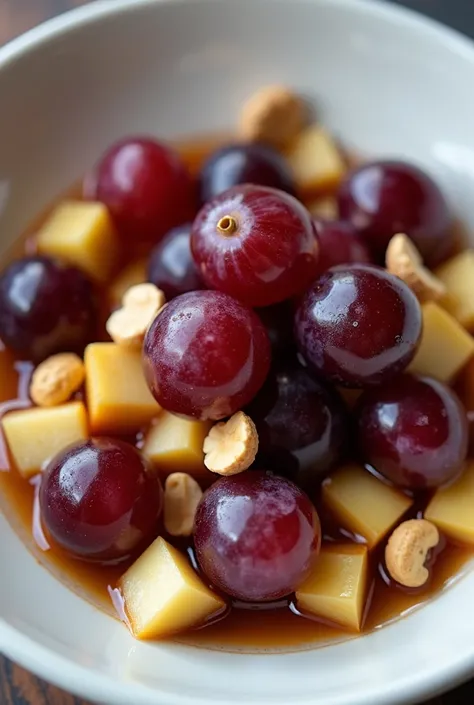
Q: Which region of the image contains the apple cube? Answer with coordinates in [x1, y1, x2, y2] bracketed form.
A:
[287, 126, 346, 195]
[108, 259, 148, 307]
[85, 343, 160, 434]
[36, 200, 119, 283]
[296, 544, 368, 631]
[142, 411, 212, 480]
[2, 401, 88, 478]
[119, 536, 225, 640]
[425, 462, 474, 545]
[322, 464, 412, 548]
[409, 302, 474, 383]
[435, 251, 474, 330]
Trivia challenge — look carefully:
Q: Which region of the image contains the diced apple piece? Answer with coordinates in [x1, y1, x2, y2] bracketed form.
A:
[322, 464, 412, 548]
[142, 411, 212, 480]
[108, 259, 148, 307]
[435, 251, 474, 330]
[119, 536, 225, 640]
[2, 401, 88, 478]
[307, 195, 338, 220]
[85, 343, 160, 434]
[409, 302, 474, 383]
[296, 544, 368, 631]
[287, 126, 346, 195]
[425, 462, 474, 544]
[36, 200, 119, 283]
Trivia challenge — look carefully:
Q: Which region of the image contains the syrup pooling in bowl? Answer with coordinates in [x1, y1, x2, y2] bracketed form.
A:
[0, 86, 473, 649]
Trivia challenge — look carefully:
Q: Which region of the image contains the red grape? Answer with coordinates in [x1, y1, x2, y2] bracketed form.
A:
[199, 143, 295, 203]
[337, 160, 453, 266]
[313, 218, 372, 273]
[191, 184, 319, 307]
[294, 264, 422, 387]
[246, 361, 349, 488]
[85, 137, 196, 246]
[356, 374, 468, 490]
[143, 290, 271, 420]
[147, 223, 204, 299]
[0, 256, 96, 361]
[193, 471, 321, 601]
[39, 438, 163, 561]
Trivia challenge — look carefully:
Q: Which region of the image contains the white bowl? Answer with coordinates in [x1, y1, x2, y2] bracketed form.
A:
[1, 0, 474, 703]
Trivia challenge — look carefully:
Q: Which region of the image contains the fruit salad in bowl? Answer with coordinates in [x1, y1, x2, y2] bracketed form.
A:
[2, 1, 474, 703]
[0, 79, 472, 649]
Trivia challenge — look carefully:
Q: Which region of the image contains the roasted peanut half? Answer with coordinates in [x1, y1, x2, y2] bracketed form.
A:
[30, 353, 85, 407]
[203, 411, 258, 476]
[385, 518, 440, 588]
[106, 283, 165, 348]
[386, 233, 446, 303]
[163, 472, 203, 537]
[239, 85, 306, 148]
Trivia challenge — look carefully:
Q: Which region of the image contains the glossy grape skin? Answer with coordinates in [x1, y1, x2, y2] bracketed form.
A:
[191, 184, 319, 308]
[0, 256, 96, 361]
[39, 438, 163, 562]
[356, 374, 468, 490]
[294, 264, 422, 388]
[193, 471, 321, 601]
[246, 362, 349, 489]
[85, 137, 196, 245]
[147, 223, 203, 299]
[143, 290, 271, 420]
[337, 160, 453, 266]
[200, 143, 295, 203]
[313, 218, 372, 273]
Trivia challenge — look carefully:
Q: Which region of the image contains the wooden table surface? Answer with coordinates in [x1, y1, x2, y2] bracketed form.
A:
[0, 0, 473, 703]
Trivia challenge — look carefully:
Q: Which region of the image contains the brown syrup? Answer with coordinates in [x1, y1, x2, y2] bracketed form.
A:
[0, 136, 472, 651]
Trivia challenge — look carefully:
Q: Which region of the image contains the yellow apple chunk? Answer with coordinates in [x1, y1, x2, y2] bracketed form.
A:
[322, 464, 412, 548]
[2, 401, 88, 478]
[36, 200, 119, 283]
[409, 302, 474, 383]
[296, 544, 368, 631]
[287, 125, 346, 195]
[119, 536, 225, 640]
[85, 343, 160, 434]
[425, 462, 474, 545]
[435, 251, 474, 330]
[142, 411, 212, 479]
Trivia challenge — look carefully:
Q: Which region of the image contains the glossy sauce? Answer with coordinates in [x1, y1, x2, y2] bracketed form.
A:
[0, 136, 472, 652]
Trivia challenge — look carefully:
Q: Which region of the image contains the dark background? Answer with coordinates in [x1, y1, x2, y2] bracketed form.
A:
[0, 0, 473, 703]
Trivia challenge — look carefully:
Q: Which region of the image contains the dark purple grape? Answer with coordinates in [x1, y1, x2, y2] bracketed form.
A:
[246, 362, 349, 488]
[337, 160, 453, 266]
[40, 438, 163, 561]
[143, 290, 271, 420]
[191, 184, 319, 308]
[193, 471, 321, 601]
[147, 223, 203, 299]
[84, 136, 196, 246]
[0, 256, 96, 361]
[200, 143, 295, 203]
[356, 374, 468, 490]
[294, 264, 422, 387]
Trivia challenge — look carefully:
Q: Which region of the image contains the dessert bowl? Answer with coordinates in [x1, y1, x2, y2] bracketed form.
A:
[1, 0, 474, 703]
